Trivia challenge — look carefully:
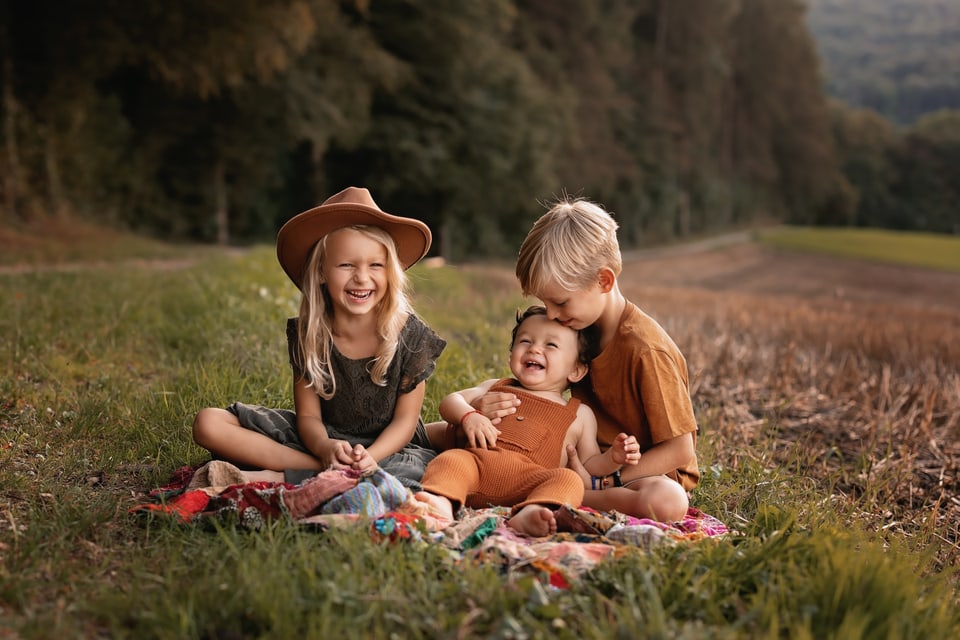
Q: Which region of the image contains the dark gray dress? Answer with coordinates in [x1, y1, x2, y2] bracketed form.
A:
[227, 314, 445, 490]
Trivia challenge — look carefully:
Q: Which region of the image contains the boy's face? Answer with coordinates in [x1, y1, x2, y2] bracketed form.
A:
[534, 278, 606, 331]
[509, 314, 586, 393]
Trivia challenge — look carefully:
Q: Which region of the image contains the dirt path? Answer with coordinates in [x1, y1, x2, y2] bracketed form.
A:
[619, 238, 960, 315]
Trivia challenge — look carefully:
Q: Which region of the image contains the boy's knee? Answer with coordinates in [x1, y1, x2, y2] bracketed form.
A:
[646, 479, 689, 522]
[624, 477, 688, 522]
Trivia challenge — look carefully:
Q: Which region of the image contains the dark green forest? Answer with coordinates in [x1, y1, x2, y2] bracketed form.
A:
[808, 0, 960, 125]
[1, 0, 957, 260]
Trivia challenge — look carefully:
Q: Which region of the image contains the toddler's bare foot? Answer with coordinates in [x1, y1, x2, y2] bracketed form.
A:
[411, 491, 455, 531]
[507, 505, 557, 537]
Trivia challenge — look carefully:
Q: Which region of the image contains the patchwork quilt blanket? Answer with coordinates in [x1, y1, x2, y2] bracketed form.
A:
[133, 464, 729, 588]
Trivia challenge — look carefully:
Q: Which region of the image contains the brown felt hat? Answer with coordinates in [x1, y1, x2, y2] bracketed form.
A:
[276, 186, 432, 289]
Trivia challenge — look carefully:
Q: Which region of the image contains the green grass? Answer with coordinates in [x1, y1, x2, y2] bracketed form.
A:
[2, 238, 959, 638]
[758, 226, 960, 272]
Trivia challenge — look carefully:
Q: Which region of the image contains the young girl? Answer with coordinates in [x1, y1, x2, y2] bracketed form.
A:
[192, 187, 446, 491]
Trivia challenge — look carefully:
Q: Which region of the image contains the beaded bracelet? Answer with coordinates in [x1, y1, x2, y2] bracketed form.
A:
[590, 469, 623, 490]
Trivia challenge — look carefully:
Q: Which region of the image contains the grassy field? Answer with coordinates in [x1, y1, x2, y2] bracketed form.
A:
[1, 224, 959, 638]
[0, 218, 202, 267]
[758, 226, 960, 272]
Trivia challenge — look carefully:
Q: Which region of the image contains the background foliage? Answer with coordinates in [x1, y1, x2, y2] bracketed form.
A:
[808, 0, 960, 125]
[1, 0, 958, 259]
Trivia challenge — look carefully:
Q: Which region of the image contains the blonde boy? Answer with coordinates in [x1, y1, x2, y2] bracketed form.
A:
[481, 196, 699, 522]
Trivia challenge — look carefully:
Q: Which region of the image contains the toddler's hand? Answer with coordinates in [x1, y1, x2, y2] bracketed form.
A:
[472, 392, 520, 426]
[461, 412, 500, 449]
[612, 433, 641, 466]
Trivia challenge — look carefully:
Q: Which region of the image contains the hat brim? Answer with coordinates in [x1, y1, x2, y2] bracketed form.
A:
[276, 203, 432, 289]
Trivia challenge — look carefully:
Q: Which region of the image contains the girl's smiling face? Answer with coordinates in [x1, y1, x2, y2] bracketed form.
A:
[509, 313, 586, 393]
[321, 228, 389, 318]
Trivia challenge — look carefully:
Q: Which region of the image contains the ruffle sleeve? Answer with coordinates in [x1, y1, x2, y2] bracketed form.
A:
[396, 314, 446, 394]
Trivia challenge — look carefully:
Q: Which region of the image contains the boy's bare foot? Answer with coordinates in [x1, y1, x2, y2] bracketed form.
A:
[411, 491, 455, 531]
[507, 504, 557, 537]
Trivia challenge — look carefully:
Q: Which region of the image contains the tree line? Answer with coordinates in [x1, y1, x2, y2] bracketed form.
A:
[1, 0, 957, 261]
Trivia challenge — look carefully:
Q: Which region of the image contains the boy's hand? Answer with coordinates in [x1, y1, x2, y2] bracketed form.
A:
[565, 444, 592, 488]
[349, 444, 378, 474]
[472, 392, 521, 426]
[461, 412, 500, 449]
[611, 433, 641, 466]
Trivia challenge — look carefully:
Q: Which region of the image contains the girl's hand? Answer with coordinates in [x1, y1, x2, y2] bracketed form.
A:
[471, 392, 520, 426]
[611, 433, 641, 466]
[318, 439, 355, 469]
[349, 444, 378, 474]
[461, 412, 500, 449]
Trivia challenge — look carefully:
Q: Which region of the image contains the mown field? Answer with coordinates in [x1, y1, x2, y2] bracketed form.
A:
[1, 225, 959, 638]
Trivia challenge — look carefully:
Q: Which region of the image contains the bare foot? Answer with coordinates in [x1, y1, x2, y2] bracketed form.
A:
[411, 491, 455, 531]
[507, 504, 557, 537]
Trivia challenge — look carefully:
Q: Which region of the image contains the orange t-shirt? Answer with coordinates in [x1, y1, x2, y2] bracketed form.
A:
[572, 302, 700, 490]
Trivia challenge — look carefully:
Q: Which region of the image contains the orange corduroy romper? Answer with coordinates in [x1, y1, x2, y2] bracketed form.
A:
[420, 379, 586, 513]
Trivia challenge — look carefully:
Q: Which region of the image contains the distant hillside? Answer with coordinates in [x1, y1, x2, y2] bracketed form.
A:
[807, 0, 960, 124]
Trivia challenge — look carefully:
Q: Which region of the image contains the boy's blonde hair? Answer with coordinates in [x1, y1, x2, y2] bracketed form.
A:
[516, 196, 622, 296]
[297, 225, 412, 399]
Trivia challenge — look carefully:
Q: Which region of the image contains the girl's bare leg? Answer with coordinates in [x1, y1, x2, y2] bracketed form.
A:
[242, 469, 286, 483]
[192, 408, 323, 471]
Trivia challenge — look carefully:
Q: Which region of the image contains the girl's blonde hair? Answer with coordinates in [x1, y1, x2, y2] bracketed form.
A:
[516, 196, 622, 296]
[296, 225, 412, 399]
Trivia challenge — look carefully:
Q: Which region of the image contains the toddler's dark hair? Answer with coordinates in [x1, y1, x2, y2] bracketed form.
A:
[510, 305, 599, 364]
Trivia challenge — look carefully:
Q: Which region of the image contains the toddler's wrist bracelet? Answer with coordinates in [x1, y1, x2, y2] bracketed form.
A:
[459, 409, 482, 425]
